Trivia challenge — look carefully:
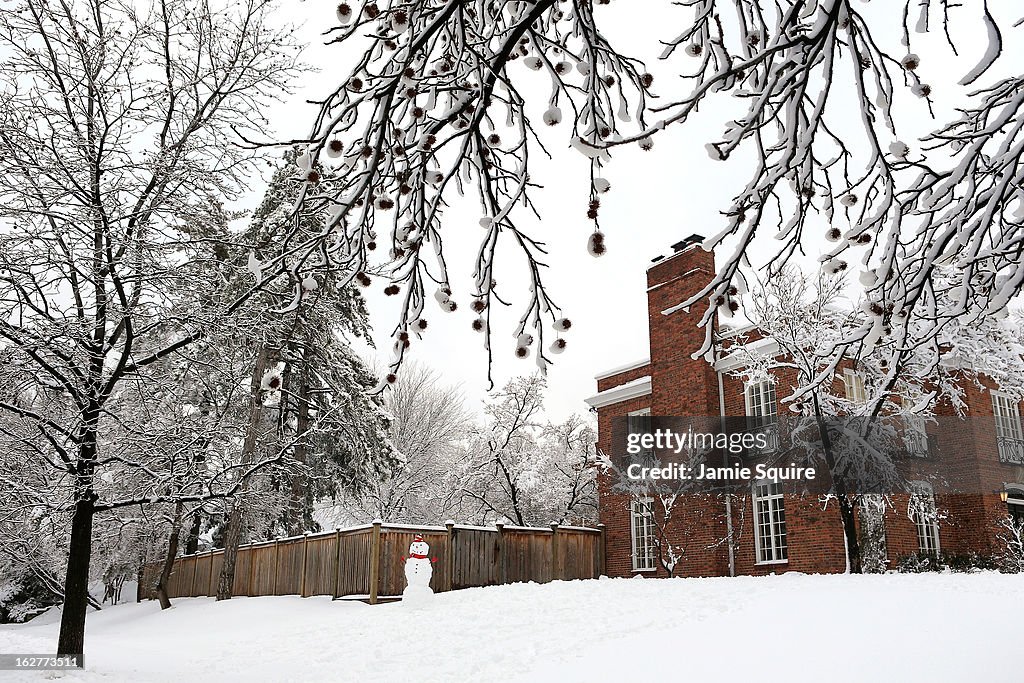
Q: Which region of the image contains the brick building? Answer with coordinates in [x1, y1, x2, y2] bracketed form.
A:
[585, 236, 1024, 577]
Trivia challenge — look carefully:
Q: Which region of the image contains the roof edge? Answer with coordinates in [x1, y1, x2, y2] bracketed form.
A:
[594, 358, 651, 381]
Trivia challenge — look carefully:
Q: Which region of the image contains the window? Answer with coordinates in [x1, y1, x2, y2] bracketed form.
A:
[843, 369, 866, 403]
[753, 479, 788, 564]
[993, 393, 1024, 464]
[1007, 486, 1024, 525]
[627, 408, 653, 460]
[630, 497, 657, 571]
[745, 379, 778, 452]
[745, 379, 778, 428]
[909, 481, 940, 555]
[902, 398, 928, 458]
[993, 393, 1022, 439]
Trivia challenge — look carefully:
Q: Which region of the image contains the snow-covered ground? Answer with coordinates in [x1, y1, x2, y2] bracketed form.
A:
[1, 572, 1019, 682]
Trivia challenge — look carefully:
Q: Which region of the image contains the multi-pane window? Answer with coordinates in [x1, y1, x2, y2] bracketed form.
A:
[993, 393, 1024, 464]
[630, 497, 657, 571]
[902, 398, 929, 458]
[627, 411, 657, 571]
[745, 379, 778, 453]
[993, 393, 1022, 439]
[909, 481, 940, 555]
[753, 479, 788, 563]
[627, 408, 653, 459]
[745, 379, 778, 428]
[843, 369, 866, 403]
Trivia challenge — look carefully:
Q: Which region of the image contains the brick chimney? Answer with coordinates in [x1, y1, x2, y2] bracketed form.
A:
[646, 235, 719, 417]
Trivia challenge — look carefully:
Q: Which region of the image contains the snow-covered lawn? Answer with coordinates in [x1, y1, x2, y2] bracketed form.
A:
[1, 572, 1019, 682]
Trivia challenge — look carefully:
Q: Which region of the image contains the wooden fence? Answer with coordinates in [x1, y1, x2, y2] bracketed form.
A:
[139, 521, 605, 604]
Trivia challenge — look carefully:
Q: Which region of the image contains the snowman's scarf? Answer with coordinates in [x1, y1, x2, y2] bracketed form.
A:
[409, 552, 429, 560]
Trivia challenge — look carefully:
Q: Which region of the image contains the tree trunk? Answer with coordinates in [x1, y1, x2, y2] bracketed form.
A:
[156, 501, 185, 610]
[57, 413, 102, 667]
[837, 494, 863, 574]
[216, 344, 268, 601]
[812, 394, 862, 574]
[184, 510, 202, 556]
[286, 343, 312, 536]
[56, 495, 94, 666]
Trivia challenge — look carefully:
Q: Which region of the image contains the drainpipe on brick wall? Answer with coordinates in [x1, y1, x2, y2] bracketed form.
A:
[717, 362, 736, 577]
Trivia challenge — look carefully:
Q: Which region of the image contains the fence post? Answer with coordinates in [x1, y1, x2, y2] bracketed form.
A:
[495, 523, 505, 585]
[273, 539, 282, 596]
[369, 520, 382, 605]
[444, 520, 455, 592]
[190, 555, 198, 597]
[333, 528, 343, 599]
[247, 545, 256, 597]
[300, 533, 309, 598]
[598, 523, 607, 577]
[550, 523, 560, 582]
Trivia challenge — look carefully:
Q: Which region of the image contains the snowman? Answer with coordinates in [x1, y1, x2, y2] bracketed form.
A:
[401, 534, 437, 608]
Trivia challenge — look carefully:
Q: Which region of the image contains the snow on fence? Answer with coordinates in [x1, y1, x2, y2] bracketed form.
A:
[139, 521, 605, 604]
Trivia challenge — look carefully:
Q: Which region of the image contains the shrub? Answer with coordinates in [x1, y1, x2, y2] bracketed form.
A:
[895, 551, 998, 573]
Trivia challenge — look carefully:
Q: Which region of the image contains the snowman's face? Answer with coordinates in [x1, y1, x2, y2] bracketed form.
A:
[409, 540, 429, 556]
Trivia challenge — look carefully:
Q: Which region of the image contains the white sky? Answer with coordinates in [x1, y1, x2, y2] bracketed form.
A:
[247, 0, 1021, 421]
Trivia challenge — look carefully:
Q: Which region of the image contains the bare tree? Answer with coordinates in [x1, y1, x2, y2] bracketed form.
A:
[538, 416, 600, 525]
[460, 375, 597, 526]
[461, 375, 546, 525]
[322, 362, 470, 524]
[0, 0, 300, 662]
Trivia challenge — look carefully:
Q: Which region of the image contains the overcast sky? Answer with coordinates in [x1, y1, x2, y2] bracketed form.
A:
[249, 0, 1021, 421]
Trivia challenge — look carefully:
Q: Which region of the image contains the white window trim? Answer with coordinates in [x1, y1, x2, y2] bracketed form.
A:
[629, 496, 657, 572]
[752, 479, 788, 565]
[843, 369, 866, 403]
[1006, 484, 1024, 507]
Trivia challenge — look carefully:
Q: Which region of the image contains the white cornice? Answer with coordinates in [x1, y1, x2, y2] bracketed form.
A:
[584, 375, 652, 409]
[714, 337, 780, 372]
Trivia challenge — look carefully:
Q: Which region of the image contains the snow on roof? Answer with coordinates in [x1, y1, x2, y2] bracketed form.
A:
[584, 375, 652, 409]
[594, 357, 650, 381]
[714, 337, 780, 372]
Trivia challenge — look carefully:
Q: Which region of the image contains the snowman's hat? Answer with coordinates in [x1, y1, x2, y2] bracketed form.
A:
[413, 534, 424, 542]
